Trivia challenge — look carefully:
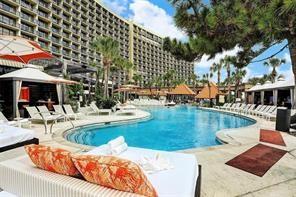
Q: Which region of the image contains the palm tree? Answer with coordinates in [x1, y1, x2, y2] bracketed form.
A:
[221, 56, 235, 102]
[203, 72, 213, 99]
[91, 36, 120, 98]
[232, 68, 247, 99]
[120, 59, 134, 84]
[132, 73, 142, 86]
[163, 70, 176, 91]
[210, 62, 222, 87]
[263, 58, 286, 83]
[89, 61, 103, 100]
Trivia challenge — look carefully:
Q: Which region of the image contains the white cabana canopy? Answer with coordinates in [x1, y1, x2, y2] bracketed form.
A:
[247, 79, 294, 92]
[0, 67, 76, 84]
[0, 68, 77, 118]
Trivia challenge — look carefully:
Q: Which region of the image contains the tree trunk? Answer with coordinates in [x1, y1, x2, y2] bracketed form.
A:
[218, 69, 221, 87]
[227, 67, 231, 102]
[103, 62, 109, 99]
[288, 38, 296, 108]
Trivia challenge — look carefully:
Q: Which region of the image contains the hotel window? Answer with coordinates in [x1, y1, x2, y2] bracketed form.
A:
[21, 24, 34, 33]
[0, 14, 16, 26]
[0, 27, 16, 36]
[21, 12, 34, 22]
[0, 2, 16, 14]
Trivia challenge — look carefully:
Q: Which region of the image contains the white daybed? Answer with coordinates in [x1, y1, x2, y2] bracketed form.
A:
[0, 124, 38, 152]
[0, 147, 201, 197]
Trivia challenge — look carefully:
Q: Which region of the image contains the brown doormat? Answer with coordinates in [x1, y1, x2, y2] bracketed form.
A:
[225, 144, 287, 177]
[260, 129, 286, 146]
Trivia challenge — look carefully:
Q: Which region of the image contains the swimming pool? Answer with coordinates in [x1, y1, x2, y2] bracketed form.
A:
[66, 106, 255, 151]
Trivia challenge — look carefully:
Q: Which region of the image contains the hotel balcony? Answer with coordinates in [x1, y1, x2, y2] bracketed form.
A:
[52, 0, 61, 6]
[20, 24, 36, 35]
[20, 1, 36, 13]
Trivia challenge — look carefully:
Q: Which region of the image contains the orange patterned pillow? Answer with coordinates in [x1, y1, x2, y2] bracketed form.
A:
[72, 154, 158, 197]
[24, 144, 80, 176]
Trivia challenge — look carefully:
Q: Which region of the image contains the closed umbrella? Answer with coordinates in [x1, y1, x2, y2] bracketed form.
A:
[0, 36, 53, 63]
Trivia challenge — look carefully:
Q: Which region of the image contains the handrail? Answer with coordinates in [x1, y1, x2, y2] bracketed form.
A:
[49, 113, 75, 134]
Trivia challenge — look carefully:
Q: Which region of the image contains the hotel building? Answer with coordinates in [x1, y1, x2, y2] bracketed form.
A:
[0, 0, 194, 86]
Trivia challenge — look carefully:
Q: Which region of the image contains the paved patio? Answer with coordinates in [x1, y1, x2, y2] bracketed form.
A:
[1, 108, 296, 197]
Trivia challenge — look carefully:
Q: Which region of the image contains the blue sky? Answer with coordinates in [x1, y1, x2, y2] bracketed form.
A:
[102, 0, 293, 82]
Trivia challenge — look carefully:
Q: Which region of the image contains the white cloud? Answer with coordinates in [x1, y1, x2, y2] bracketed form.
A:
[195, 46, 241, 68]
[102, 0, 129, 15]
[129, 0, 186, 40]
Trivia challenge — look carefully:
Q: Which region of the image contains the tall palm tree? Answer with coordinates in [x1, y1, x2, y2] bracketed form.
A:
[89, 61, 103, 99]
[203, 72, 213, 99]
[232, 68, 247, 99]
[210, 62, 222, 87]
[263, 57, 286, 83]
[120, 58, 134, 84]
[221, 56, 235, 102]
[91, 36, 120, 98]
[163, 70, 176, 91]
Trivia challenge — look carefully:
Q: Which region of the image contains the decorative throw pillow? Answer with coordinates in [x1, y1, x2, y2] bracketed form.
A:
[71, 154, 158, 197]
[24, 144, 80, 176]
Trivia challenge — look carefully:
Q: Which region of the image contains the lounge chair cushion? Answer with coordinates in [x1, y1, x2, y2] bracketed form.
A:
[71, 154, 157, 197]
[25, 145, 80, 176]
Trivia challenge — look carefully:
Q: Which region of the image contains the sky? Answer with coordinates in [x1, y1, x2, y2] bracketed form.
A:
[101, 0, 293, 82]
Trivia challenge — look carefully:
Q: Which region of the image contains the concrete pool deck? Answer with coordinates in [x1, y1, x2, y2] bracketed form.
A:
[1, 107, 296, 197]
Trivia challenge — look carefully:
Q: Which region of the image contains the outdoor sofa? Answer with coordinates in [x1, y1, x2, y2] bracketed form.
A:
[0, 146, 201, 197]
[0, 124, 38, 153]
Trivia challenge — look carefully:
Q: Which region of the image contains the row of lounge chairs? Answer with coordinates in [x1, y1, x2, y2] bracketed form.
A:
[218, 103, 278, 120]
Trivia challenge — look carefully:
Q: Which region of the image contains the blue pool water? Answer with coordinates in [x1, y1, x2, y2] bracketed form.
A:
[66, 106, 255, 151]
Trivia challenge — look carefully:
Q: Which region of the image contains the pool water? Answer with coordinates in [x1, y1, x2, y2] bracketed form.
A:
[66, 106, 255, 151]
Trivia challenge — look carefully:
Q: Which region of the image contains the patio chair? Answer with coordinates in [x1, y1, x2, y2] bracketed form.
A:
[63, 105, 83, 119]
[0, 111, 31, 128]
[242, 104, 256, 114]
[221, 103, 231, 110]
[263, 107, 278, 121]
[229, 103, 241, 111]
[215, 103, 228, 109]
[37, 106, 64, 121]
[234, 103, 246, 112]
[236, 104, 250, 113]
[253, 106, 271, 116]
[90, 102, 112, 115]
[259, 106, 277, 117]
[249, 105, 264, 115]
[53, 105, 76, 120]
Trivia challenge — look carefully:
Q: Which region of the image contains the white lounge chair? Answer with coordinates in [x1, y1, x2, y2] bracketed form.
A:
[216, 103, 228, 109]
[234, 103, 246, 112]
[63, 105, 83, 119]
[254, 106, 272, 117]
[221, 103, 231, 110]
[53, 105, 77, 120]
[242, 104, 256, 114]
[37, 106, 64, 121]
[229, 103, 241, 111]
[249, 105, 264, 115]
[259, 106, 277, 118]
[264, 108, 277, 121]
[0, 111, 31, 128]
[90, 102, 112, 115]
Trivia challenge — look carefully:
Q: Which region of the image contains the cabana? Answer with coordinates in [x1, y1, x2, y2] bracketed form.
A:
[0, 67, 77, 119]
[246, 78, 294, 108]
[168, 84, 196, 102]
[196, 82, 222, 100]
